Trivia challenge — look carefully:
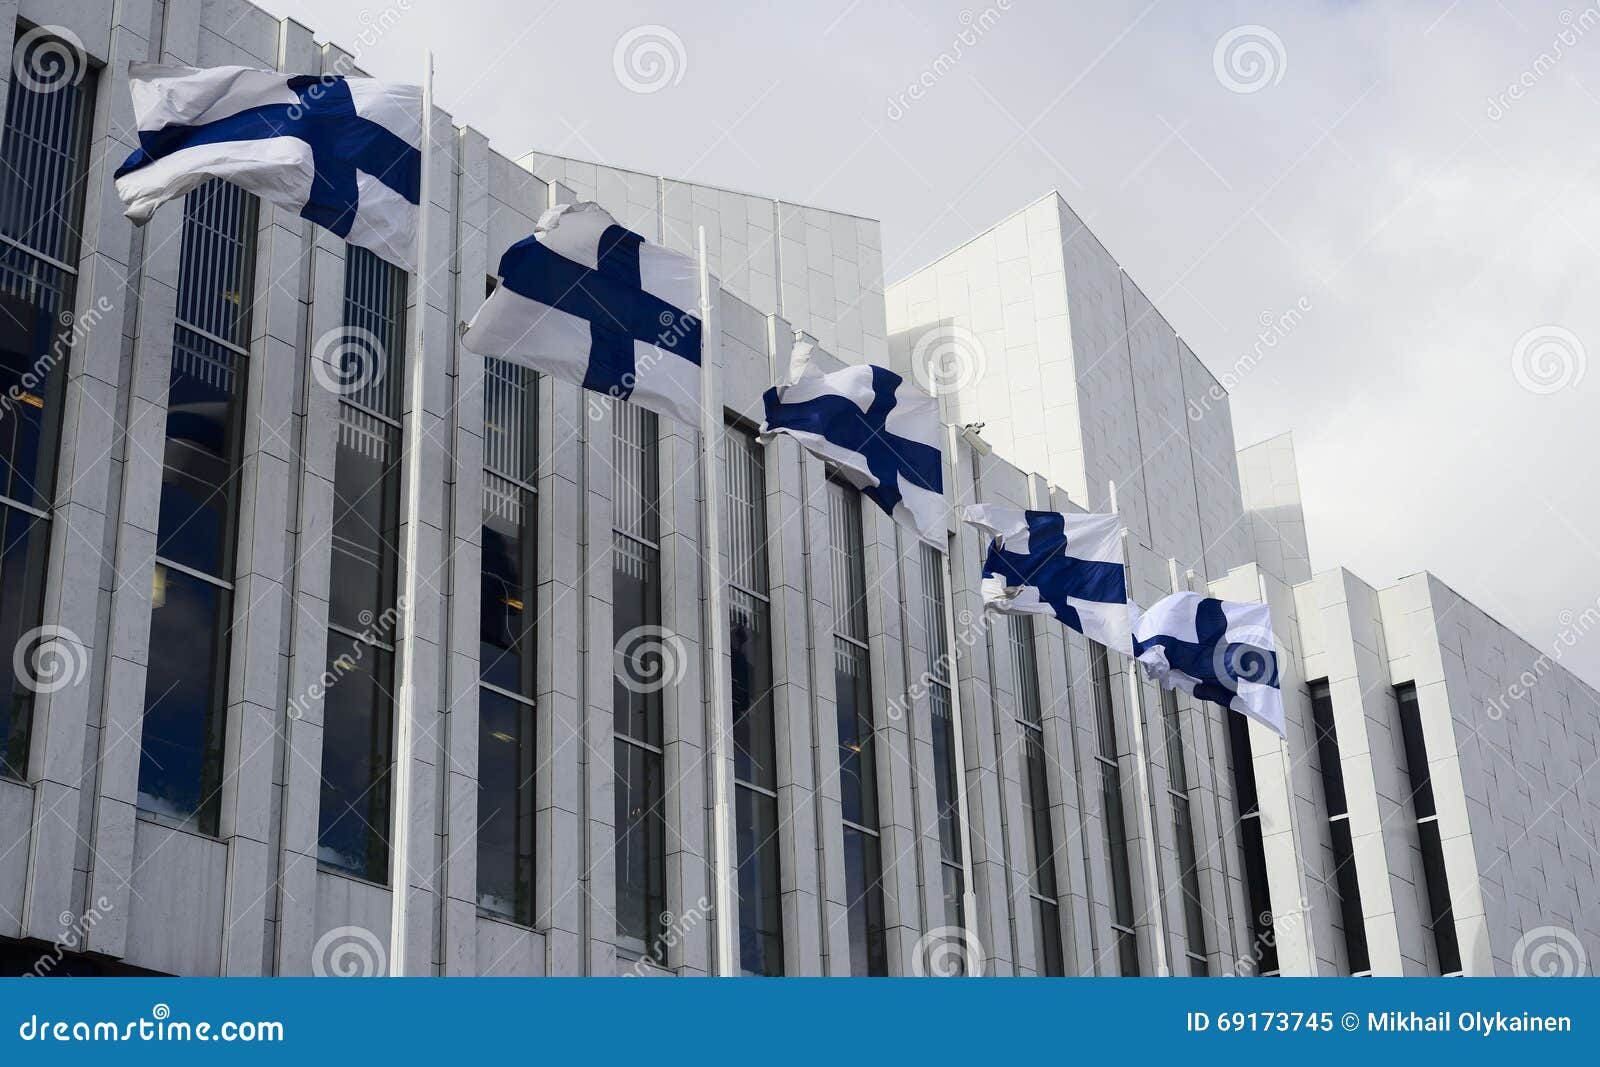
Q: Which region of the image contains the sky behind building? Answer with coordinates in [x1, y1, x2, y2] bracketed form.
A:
[251, 0, 1600, 687]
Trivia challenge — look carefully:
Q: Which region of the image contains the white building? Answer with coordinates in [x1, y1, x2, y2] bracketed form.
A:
[0, 0, 1592, 977]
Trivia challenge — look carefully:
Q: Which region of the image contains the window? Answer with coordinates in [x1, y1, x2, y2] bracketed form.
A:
[136, 180, 258, 833]
[477, 359, 537, 924]
[1309, 680, 1370, 973]
[1227, 710, 1278, 975]
[1160, 689, 1209, 974]
[317, 247, 406, 883]
[0, 27, 95, 780]
[613, 401, 667, 962]
[1090, 643, 1138, 975]
[726, 424, 783, 975]
[828, 479, 886, 976]
[1395, 683, 1461, 975]
[920, 544, 965, 949]
[1010, 616, 1064, 975]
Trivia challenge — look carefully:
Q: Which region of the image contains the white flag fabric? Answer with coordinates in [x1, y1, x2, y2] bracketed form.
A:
[762, 343, 945, 542]
[115, 63, 422, 270]
[461, 201, 703, 427]
[1132, 591, 1285, 736]
[962, 503, 1132, 656]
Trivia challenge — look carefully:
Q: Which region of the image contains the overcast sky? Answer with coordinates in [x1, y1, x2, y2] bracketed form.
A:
[254, 0, 1600, 688]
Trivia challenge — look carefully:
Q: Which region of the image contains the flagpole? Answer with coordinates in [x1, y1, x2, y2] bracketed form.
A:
[698, 226, 737, 976]
[941, 427, 980, 963]
[390, 49, 433, 978]
[1107, 480, 1169, 975]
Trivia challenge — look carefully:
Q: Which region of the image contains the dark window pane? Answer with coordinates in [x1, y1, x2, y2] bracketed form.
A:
[612, 534, 662, 746]
[941, 861, 965, 937]
[1100, 763, 1136, 931]
[483, 359, 535, 483]
[156, 329, 247, 577]
[0, 249, 74, 511]
[1329, 817, 1370, 972]
[614, 738, 665, 961]
[611, 402, 658, 542]
[174, 179, 257, 348]
[1173, 794, 1208, 964]
[0, 502, 52, 779]
[827, 481, 867, 639]
[834, 638, 877, 828]
[1309, 680, 1348, 815]
[1238, 814, 1278, 975]
[317, 633, 395, 883]
[1115, 929, 1139, 977]
[137, 565, 230, 833]
[328, 408, 402, 633]
[1417, 818, 1461, 973]
[1161, 689, 1189, 790]
[477, 688, 534, 924]
[735, 785, 783, 976]
[480, 477, 535, 696]
[724, 425, 768, 594]
[841, 824, 887, 976]
[339, 247, 405, 418]
[930, 682, 961, 866]
[730, 590, 775, 792]
[0, 31, 96, 264]
[1032, 897, 1065, 976]
[1022, 729, 1058, 897]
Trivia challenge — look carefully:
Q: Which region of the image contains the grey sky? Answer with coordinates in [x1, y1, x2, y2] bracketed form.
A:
[254, 0, 1600, 687]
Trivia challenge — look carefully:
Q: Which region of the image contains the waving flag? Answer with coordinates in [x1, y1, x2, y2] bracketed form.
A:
[115, 63, 422, 270]
[762, 347, 944, 542]
[462, 201, 703, 426]
[962, 504, 1132, 655]
[1132, 592, 1285, 736]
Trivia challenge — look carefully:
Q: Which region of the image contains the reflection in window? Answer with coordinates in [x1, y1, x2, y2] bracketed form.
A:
[1228, 709, 1278, 975]
[1091, 642, 1138, 975]
[0, 27, 96, 780]
[828, 479, 886, 975]
[1161, 688, 1209, 974]
[477, 358, 537, 924]
[920, 544, 965, 947]
[318, 246, 405, 881]
[138, 179, 257, 834]
[726, 423, 782, 974]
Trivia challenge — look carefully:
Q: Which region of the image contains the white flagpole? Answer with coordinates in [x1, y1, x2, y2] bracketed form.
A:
[390, 50, 433, 978]
[1107, 480, 1169, 975]
[698, 226, 737, 976]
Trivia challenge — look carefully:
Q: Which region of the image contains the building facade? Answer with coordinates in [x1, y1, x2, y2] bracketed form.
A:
[0, 0, 1593, 978]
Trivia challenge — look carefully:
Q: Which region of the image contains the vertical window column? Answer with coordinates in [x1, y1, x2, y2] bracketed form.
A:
[1395, 682, 1461, 975]
[612, 401, 666, 963]
[1227, 710, 1279, 975]
[919, 544, 965, 944]
[1090, 642, 1139, 975]
[317, 247, 407, 883]
[1160, 689, 1210, 974]
[1010, 616, 1065, 975]
[477, 360, 537, 924]
[725, 424, 782, 975]
[136, 180, 258, 834]
[828, 480, 887, 976]
[0, 28, 95, 781]
[1309, 679, 1370, 973]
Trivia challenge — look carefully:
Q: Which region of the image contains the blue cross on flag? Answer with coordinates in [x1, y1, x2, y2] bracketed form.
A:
[115, 63, 423, 270]
[762, 343, 945, 542]
[1132, 591, 1285, 736]
[462, 201, 703, 427]
[962, 503, 1132, 655]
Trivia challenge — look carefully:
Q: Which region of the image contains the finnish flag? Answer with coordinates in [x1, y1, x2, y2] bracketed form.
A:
[761, 346, 945, 542]
[962, 504, 1132, 656]
[115, 63, 422, 270]
[462, 202, 703, 427]
[1132, 592, 1285, 737]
